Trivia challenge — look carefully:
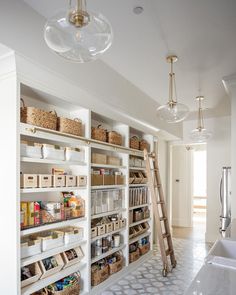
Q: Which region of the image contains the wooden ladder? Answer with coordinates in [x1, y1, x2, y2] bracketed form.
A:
[144, 149, 177, 277]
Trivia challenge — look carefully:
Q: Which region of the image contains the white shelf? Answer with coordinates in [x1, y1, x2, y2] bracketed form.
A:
[91, 245, 125, 264]
[129, 184, 148, 188]
[21, 262, 86, 295]
[20, 186, 87, 193]
[129, 218, 150, 227]
[129, 166, 146, 171]
[129, 231, 151, 244]
[91, 209, 126, 219]
[21, 240, 86, 267]
[91, 227, 126, 242]
[91, 185, 126, 190]
[129, 203, 149, 210]
[21, 157, 86, 166]
[91, 163, 126, 169]
[21, 217, 87, 236]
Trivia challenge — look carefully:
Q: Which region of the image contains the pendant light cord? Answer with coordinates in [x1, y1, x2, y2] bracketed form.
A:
[197, 98, 204, 130]
[169, 58, 178, 105]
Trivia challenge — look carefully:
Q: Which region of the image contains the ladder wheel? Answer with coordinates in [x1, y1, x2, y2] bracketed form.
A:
[162, 267, 168, 277]
[172, 260, 177, 268]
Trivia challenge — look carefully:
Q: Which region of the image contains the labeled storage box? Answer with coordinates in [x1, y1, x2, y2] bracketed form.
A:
[91, 227, 97, 238]
[65, 175, 76, 187]
[57, 117, 82, 136]
[38, 174, 52, 188]
[107, 156, 121, 166]
[61, 246, 84, 269]
[35, 230, 64, 252]
[113, 221, 120, 231]
[77, 175, 87, 187]
[59, 227, 84, 245]
[39, 254, 64, 279]
[97, 224, 106, 236]
[120, 219, 126, 228]
[91, 264, 109, 286]
[65, 147, 85, 162]
[52, 175, 65, 187]
[105, 222, 113, 233]
[21, 262, 42, 288]
[20, 141, 42, 159]
[21, 236, 42, 259]
[20, 174, 38, 188]
[91, 174, 103, 186]
[42, 144, 65, 161]
[92, 153, 107, 164]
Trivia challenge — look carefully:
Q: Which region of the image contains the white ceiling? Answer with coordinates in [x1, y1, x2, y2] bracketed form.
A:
[24, 0, 236, 116]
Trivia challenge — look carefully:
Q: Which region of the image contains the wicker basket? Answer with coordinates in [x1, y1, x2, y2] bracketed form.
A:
[107, 131, 122, 146]
[91, 125, 107, 142]
[109, 254, 124, 275]
[32, 288, 48, 295]
[57, 117, 82, 136]
[47, 281, 80, 295]
[139, 242, 150, 255]
[139, 139, 149, 151]
[91, 264, 109, 286]
[129, 248, 140, 263]
[20, 99, 57, 130]
[130, 136, 139, 150]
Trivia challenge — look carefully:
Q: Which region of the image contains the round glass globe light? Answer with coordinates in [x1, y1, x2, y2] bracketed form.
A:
[156, 102, 189, 123]
[44, 10, 113, 63]
[190, 128, 212, 143]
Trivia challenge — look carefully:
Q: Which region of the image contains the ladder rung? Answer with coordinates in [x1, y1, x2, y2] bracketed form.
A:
[162, 233, 170, 238]
[154, 185, 161, 188]
[160, 217, 167, 221]
[157, 201, 164, 204]
[166, 249, 173, 256]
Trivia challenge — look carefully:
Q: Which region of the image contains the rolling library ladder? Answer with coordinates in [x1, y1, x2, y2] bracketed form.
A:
[144, 149, 177, 277]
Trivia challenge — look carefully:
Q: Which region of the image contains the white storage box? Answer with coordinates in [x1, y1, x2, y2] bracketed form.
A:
[42, 144, 65, 161]
[36, 230, 64, 252]
[65, 147, 85, 162]
[21, 262, 42, 288]
[38, 174, 52, 188]
[61, 246, 84, 269]
[21, 236, 42, 259]
[39, 254, 64, 279]
[52, 175, 65, 187]
[65, 175, 76, 187]
[59, 226, 84, 244]
[21, 141, 42, 159]
[77, 175, 87, 187]
[20, 174, 38, 188]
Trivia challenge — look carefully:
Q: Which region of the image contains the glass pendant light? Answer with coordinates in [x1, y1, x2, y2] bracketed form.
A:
[190, 96, 212, 143]
[156, 55, 189, 123]
[44, 0, 113, 63]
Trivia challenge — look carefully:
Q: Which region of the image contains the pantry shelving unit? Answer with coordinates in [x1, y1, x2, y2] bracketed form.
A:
[0, 54, 158, 295]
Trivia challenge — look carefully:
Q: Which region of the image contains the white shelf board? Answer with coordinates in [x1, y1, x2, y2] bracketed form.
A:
[91, 227, 126, 242]
[129, 218, 150, 227]
[91, 245, 125, 264]
[21, 217, 87, 236]
[91, 163, 126, 169]
[129, 184, 148, 188]
[21, 186, 87, 193]
[21, 262, 86, 295]
[21, 157, 86, 166]
[129, 231, 151, 244]
[91, 209, 126, 219]
[21, 240, 86, 267]
[129, 203, 150, 210]
[91, 185, 126, 190]
[129, 166, 146, 171]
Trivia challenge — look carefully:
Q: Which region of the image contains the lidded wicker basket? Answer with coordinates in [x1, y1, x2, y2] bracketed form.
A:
[91, 125, 107, 142]
[107, 131, 122, 146]
[57, 117, 82, 137]
[130, 136, 139, 150]
[139, 139, 149, 151]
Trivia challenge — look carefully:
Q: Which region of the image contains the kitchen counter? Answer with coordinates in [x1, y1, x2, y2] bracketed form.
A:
[185, 219, 236, 295]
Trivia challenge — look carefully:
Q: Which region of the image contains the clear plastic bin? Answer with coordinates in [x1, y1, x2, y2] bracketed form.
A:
[42, 144, 65, 161]
[65, 147, 85, 162]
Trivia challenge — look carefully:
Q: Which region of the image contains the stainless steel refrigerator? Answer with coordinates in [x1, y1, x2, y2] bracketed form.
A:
[220, 167, 231, 235]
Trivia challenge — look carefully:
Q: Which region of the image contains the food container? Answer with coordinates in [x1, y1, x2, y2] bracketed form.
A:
[52, 175, 65, 187]
[57, 117, 82, 136]
[39, 254, 64, 279]
[61, 246, 84, 269]
[59, 227, 84, 244]
[20, 174, 38, 188]
[65, 175, 76, 187]
[28, 202, 35, 226]
[21, 262, 42, 288]
[107, 131, 122, 146]
[91, 174, 103, 186]
[107, 156, 121, 166]
[42, 202, 61, 222]
[92, 153, 107, 164]
[91, 227, 97, 238]
[42, 144, 65, 161]
[38, 174, 52, 188]
[20, 141, 42, 159]
[91, 125, 107, 142]
[21, 236, 42, 259]
[77, 175, 87, 187]
[65, 147, 85, 163]
[35, 230, 64, 252]
[97, 224, 106, 236]
[21, 202, 28, 228]
[20, 99, 57, 130]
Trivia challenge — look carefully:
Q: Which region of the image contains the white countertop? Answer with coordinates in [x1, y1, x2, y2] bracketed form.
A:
[185, 219, 236, 295]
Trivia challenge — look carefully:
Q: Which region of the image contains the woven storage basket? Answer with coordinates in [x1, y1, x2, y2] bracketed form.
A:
[129, 248, 140, 263]
[91, 264, 109, 286]
[139, 242, 150, 255]
[47, 281, 80, 295]
[139, 139, 149, 151]
[57, 117, 82, 136]
[107, 131, 122, 146]
[91, 125, 107, 142]
[130, 136, 140, 150]
[20, 99, 57, 130]
[109, 254, 124, 275]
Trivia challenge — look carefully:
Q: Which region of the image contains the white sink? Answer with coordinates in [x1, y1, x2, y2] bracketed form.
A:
[205, 239, 236, 269]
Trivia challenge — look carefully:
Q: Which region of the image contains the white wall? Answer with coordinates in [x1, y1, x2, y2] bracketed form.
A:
[182, 116, 231, 242]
